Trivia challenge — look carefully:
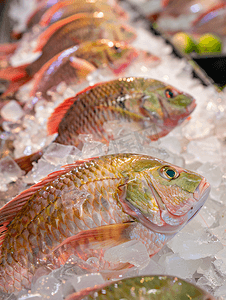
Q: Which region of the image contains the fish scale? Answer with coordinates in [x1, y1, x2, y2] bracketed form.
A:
[0, 156, 130, 293]
[0, 152, 209, 294]
[53, 78, 171, 145]
[27, 15, 135, 76]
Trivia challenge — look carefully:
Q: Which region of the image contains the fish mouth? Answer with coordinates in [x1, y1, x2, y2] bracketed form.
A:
[187, 178, 211, 222]
[187, 96, 197, 114]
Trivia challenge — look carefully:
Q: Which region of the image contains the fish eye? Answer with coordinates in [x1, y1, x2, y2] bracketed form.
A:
[114, 45, 121, 52]
[159, 166, 179, 180]
[165, 88, 177, 99]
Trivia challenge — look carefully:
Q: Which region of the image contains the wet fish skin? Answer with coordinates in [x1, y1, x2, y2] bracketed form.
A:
[0, 153, 210, 293]
[48, 77, 196, 146]
[39, 0, 128, 27]
[31, 40, 160, 99]
[27, 13, 137, 77]
[66, 275, 216, 300]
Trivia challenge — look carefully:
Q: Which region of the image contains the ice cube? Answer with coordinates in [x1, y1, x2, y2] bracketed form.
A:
[214, 283, 226, 299]
[159, 136, 181, 155]
[0, 156, 24, 191]
[69, 273, 105, 292]
[210, 183, 226, 204]
[167, 228, 223, 260]
[138, 258, 165, 276]
[158, 252, 202, 279]
[197, 162, 222, 187]
[104, 240, 150, 268]
[43, 143, 81, 166]
[31, 275, 63, 299]
[1, 101, 24, 122]
[82, 141, 108, 158]
[187, 136, 221, 163]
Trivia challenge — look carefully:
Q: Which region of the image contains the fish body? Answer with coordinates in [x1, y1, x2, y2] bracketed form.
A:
[39, 0, 128, 27]
[161, 0, 221, 17]
[48, 77, 196, 146]
[14, 77, 196, 173]
[0, 153, 210, 294]
[28, 13, 136, 76]
[0, 14, 136, 97]
[31, 40, 160, 99]
[66, 275, 216, 300]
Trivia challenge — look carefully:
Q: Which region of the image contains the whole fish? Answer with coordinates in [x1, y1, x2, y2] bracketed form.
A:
[14, 0, 120, 37]
[191, 2, 226, 37]
[15, 77, 196, 172]
[157, 0, 223, 34]
[66, 275, 216, 300]
[30, 40, 161, 100]
[39, 0, 128, 27]
[0, 13, 136, 97]
[0, 153, 210, 294]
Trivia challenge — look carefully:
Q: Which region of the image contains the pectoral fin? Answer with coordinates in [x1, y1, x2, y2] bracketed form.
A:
[51, 222, 136, 266]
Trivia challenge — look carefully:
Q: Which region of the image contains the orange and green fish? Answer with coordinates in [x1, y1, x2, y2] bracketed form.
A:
[66, 275, 216, 300]
[30, 39, 161, 100]
[15, 77, 196, 172]
[0, 13, 136, 97]
[38, 0, 128, 27]
[0, 153, 210, 294]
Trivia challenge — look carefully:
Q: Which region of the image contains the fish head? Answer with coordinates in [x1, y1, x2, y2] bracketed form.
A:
[120, 155, 210, 235]
[100, 40, 139, 74]
[140, 81, 196, 129]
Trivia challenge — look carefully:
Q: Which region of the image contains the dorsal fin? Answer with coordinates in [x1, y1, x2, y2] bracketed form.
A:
[47, 96, 77, 135]
[47, 81, 104, 135]
[39, 1, 70, 26]
[35, 13, 92, 52]
[0, 158, 93, 249]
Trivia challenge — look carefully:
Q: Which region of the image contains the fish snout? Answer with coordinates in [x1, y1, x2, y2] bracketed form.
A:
[187, 178, 211, 222]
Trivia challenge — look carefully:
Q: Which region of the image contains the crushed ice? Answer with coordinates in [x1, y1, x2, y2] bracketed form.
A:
[1, 1, 226, 299]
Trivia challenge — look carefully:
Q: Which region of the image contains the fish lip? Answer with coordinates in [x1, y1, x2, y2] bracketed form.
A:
[186, 96, 196, 115]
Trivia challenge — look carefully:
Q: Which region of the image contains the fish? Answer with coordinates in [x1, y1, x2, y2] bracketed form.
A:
[0, 153, 210, 294]
[30, 39, 161, 100]
[161, 0, 221, 17]
[157, 0, 223, 34]
[0, 13, 136, 97]
[191, 2, 226, 37]
[65, 275, 216, 300]
[38, 0, 128, 28]
[14, 77, 196, 172]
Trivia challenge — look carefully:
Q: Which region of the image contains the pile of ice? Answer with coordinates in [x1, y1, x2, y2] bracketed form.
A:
[1, 3, 226, 300]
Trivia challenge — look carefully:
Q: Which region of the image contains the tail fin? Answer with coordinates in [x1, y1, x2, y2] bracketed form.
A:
[14, 150, 44, 174]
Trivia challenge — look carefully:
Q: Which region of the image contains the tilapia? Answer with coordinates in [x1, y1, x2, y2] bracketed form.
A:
[66, 275, 216, 300]
[0, 153, 210, 294]
[0, 13, 136, 97]
[161, 0, 220, 17]
[30, 40, 161, 100]
[39, 0, 128, 27]
[15, 77, 196, 172]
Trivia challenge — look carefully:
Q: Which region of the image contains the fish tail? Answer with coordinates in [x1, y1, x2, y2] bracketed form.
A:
[14, 150, 44, 174]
